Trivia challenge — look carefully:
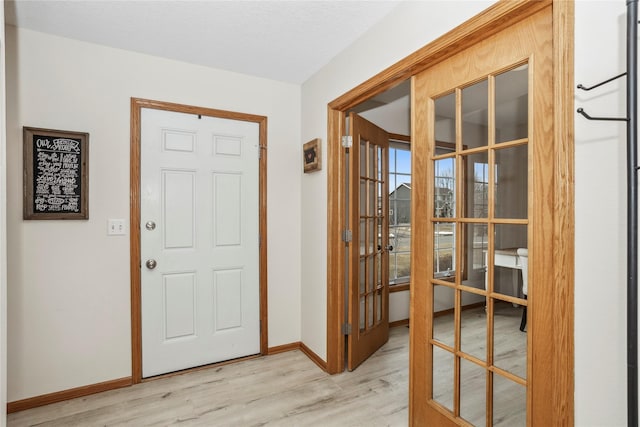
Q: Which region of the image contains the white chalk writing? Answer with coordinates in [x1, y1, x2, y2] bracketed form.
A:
[33, 136, 82, 213]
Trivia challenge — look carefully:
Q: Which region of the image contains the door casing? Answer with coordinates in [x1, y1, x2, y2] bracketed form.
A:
[326, 0, 574, 424]
[130, 98, 269, 383]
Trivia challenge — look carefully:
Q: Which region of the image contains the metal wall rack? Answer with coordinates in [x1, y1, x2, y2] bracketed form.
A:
[576, 1, 638, 425]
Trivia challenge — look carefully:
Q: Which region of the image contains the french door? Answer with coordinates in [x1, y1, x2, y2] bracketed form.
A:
[410, 5, 554, 426]
[347, 113, 390, 370]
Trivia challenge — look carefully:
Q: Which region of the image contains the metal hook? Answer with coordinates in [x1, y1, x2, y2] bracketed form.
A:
[577, 72, 627, 91]
[576, 107, 628, 122]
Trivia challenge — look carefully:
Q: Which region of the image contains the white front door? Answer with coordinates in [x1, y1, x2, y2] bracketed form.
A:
[140, 108, 260, 378]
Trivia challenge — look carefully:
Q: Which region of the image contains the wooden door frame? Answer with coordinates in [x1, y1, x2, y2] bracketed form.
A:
[130, 97, 268, 383]
[326, 0, 574, 423]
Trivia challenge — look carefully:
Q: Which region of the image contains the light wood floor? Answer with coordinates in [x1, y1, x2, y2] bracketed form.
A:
[8, 327, 410, 427]
[8, 305, 526, 427]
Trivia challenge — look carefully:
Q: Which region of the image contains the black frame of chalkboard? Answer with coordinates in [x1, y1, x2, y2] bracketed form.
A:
[23, 127, 89, 220]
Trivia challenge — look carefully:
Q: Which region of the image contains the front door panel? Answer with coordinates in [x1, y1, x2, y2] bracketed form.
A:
[140, 108, 260, 378]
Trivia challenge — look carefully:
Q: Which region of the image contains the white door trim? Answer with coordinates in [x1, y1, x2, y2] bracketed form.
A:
[130, 98, 268, 383]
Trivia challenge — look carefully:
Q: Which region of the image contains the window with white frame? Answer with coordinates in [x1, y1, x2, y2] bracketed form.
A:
[388, 142, 411, 284]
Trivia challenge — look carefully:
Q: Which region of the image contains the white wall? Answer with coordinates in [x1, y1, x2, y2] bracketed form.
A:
[300, 0, 495, 360]
[1, 5, 7, 426]
[5, 26, 302, 402]
[360, 95, 411, 135]
[575, 1, 627, 425]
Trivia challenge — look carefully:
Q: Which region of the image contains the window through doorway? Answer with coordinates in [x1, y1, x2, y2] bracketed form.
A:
[389, 140, 411, 285]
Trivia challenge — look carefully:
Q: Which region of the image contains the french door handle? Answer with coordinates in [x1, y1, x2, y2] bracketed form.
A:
[377, 245, 394, 252]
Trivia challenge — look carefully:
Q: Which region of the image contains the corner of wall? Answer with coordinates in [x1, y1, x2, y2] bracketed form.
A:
[1, 10, 8, 427]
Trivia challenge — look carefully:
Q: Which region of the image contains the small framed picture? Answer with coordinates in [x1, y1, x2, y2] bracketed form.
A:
[303, 138, 321, 173]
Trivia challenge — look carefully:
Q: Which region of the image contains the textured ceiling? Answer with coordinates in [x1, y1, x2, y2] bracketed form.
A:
[5, 0, 401, 84]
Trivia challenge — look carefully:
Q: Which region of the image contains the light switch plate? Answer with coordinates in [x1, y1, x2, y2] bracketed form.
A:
[108, 219, 126, 236]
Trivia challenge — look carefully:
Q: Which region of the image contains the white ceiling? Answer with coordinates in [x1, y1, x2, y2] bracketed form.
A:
[5, 0, 402, 84]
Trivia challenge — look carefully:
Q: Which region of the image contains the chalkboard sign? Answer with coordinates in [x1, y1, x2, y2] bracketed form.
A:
[23, 127, 89, 220]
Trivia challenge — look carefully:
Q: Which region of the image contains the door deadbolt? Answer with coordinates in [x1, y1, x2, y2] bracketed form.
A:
[146, 259, 157, 270]
[145, 221, 156, 231]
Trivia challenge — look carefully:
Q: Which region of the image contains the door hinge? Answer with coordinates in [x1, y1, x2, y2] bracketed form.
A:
[258, 144, 267, 159]
[342, 229, 352, 243]
[341, 136, 353, 148]
[342, 323, 352, 335]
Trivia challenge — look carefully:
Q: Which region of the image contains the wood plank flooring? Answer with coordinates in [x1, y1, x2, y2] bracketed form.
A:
[8, 304, 526, 427]
[8, 328, 409, 427]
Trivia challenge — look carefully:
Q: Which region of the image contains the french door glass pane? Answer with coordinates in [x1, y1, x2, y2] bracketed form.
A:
[378, 146, 383, 180]
[434, 222, 455, 278]
[434, 157, 455, 218]
[368, 219, 375, 254]
[433, 345, 454, 411]
[493, 300, 527, 380]
[369, 144, 376, 177]
[493, 224, 527, 300]
[360, 180, 366, 216]
[495, 145, 528, 219]
[434, 92, 456, 150]
[462, 79, 489, 149]
[493, 375, 526, 427]
[460, 292, 487, 361]
[359, 220, 365, 256]
[460, 359, 487, 427]
[359, 259, 365, 294]
[462, 223, 488, 289]
[368, 180, 376, 216]
[376, 253, 381, 292]
[368, 254, 374, 292]
[463, 151, 489, 219]
[495, 65, 529, 144]
[433, 284, 455, 348]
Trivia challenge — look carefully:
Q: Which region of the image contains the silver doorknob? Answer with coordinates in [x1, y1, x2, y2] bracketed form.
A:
[145, 221, 156, 231]
[146, 259, 157, 270]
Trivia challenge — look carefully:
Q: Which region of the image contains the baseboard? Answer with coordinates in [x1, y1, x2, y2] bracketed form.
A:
[390, 318, 409, 328]
[268, 341, 327, 372]
[267, 342, 301, 355]
[7, 377, 132, 414]
[299, 342, 328, 371]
